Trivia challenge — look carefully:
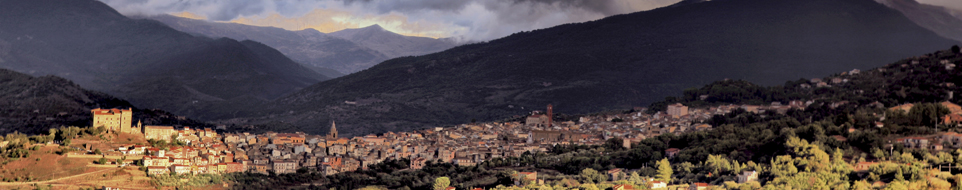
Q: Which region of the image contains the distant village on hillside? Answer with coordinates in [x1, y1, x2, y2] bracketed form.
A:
[74, 90, 962, 188]
[81, 100, 828, 188]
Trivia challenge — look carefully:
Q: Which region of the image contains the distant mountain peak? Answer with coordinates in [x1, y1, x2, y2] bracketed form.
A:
[364, 24, 384, 30]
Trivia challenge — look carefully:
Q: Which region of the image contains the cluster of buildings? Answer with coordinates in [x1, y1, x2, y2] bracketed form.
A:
[89, 102, 802, 178]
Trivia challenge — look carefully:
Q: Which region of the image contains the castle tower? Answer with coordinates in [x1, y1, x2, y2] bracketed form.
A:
[547, 104, 553, 128]
[327, 121, 338, 139]
[134, 120, 143, 135]
[120, 108, 133, 133]
[91, 108, 133, 134]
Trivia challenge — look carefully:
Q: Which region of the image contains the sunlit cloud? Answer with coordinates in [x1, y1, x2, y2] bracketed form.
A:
[225, 9, 463, 39]
[100, 0, 681, 41]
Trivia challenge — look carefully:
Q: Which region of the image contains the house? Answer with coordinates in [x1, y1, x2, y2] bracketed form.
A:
[410, 157, 427, 170]
[854, 162, 876, 172]
[667, 103, 689, 118]
[515, 172, 537, 182]
[147, 166, 169, 176]
[607, 168, 625, 181]
[273, 160, 298, 174]
[688, 182, 709, 190]
[453, 156, 476, 167]
[650, 181, 667, 189]
[226, 162, 244, 173]
[943, 132, 962, 148]
[737, 170, 758, 183]
[294, 145, 308, 154]
[253, 164, 270, 174]
[665, 148, 680, 158]
[321, 163, 338, 175]
[944, 114, 962, 125]
[897, 137, 929, 149]
[144, 125, 176, 140]
[613, 184, 635, 190]
[272, 133, 305, 145]
[526, 114, 548, 126]
[171, 165, 191, 175]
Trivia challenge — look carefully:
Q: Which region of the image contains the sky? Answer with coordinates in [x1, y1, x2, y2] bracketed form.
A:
[100, 0, 682, 41]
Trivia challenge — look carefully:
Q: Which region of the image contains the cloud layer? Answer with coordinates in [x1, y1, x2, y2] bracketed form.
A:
[100, 0, 681, 41]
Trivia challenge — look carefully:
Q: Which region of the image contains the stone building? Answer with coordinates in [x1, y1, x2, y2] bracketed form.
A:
[144, 125, 176, 140]
[667, 103, 689, 118]
[91, 108, 133, 133]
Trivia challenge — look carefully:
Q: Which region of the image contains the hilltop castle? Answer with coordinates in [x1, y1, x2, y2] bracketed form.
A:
[91, 108, 135, 134]
[91, 108, 194, 141]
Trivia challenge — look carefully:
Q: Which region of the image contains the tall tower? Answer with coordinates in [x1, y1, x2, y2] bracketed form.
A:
[547, 104, 553, 128]
[328, 120, 338, 139]
[120, 108, 133, 133]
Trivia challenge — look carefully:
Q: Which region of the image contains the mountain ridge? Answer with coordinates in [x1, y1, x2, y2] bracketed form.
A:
[146, 15, 459, 74]
[876, 0, 962, 42]
[0, 0, 327, 119]
[217, 0, 959, 137]
[328, 24, 460, 59]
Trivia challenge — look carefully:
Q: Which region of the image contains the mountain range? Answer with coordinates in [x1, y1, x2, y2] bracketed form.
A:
[215, 0, 961, 137]
[145, 15, 459, 75]
[1, 0, 960, 138]
[0, 0, 327, 117]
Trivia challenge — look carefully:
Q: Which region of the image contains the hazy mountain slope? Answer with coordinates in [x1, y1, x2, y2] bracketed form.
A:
[147, 15, 384, 75]
[148, 15, 458, 74]
[0, 0, 326, 116]
[877, 0, 962, 42]
[328, 25, 459, 58]
[220, 0, 958, 137]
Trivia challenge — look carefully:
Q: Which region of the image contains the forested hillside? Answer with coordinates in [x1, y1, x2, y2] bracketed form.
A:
[225, 48, 962, 189]
[0, 69, 210, 134]
[226, 0, 959, 137]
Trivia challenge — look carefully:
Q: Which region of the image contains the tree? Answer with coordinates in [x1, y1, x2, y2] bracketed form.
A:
[907, 103, 950, 127]
[895, 166, 905, 181]
[871, 148, 886, 161]
[884, 181, 907, 190]
[579, 183, 599, 190]
[952, 45, 960, 54]
[851, 180, 871, 190]
[628, 171, 643, 186]
[580, 168, 606, 183]
[433, 177, 450, 190]
[656, 158, 672, 183]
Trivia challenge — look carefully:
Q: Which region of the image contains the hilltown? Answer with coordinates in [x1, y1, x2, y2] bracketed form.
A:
[80, 103, 774, 177]
[83, 100, 962, 185]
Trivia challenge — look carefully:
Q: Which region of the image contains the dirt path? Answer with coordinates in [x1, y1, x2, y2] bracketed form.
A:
[0, 167, 116, 186]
